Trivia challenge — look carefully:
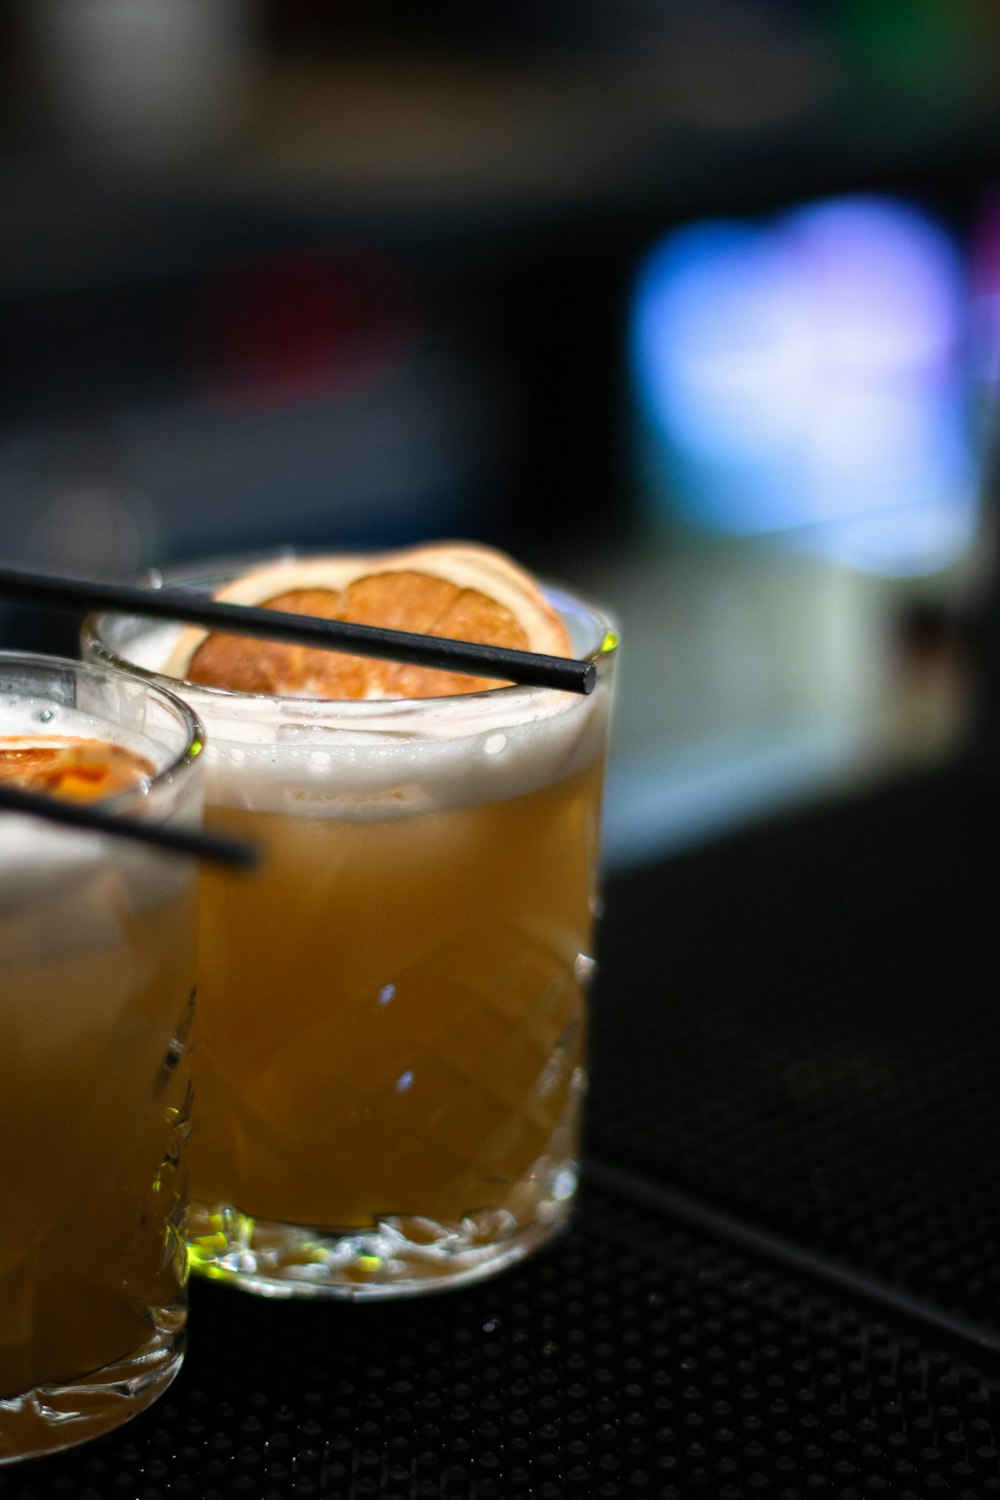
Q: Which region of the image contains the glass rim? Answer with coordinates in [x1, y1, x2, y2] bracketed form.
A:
[0, 647, 206, 804]
[81, 552, 619, 717]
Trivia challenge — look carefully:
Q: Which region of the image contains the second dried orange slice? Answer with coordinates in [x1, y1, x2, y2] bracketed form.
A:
[0, 740, 153, 802]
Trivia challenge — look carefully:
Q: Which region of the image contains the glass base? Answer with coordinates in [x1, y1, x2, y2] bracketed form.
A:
[0, 1326, 184, 1466]
[188, 1159, 579, 1301]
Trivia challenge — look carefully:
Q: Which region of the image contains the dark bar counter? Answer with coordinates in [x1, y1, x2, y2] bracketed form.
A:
[5, 761, 1000, 1499]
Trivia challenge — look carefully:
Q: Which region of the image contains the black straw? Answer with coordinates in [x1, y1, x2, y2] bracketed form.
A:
[0, 567, 597, 695]
[0, 782, 258, 868]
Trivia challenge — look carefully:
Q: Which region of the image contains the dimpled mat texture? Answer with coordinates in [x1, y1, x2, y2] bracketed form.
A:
[4, 762, 1000, 1499]
[588, 762, 1000, 1327]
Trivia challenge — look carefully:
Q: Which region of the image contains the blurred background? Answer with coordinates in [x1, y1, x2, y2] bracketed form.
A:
[2, 0, 1000, 870]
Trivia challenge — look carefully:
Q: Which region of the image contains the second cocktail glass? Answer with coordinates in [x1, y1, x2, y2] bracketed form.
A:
[85, 557, 617, 1299]
[0, 651, 202, 1462]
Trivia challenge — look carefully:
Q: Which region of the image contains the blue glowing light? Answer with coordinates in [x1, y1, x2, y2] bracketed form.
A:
[631, 195, 976, 575]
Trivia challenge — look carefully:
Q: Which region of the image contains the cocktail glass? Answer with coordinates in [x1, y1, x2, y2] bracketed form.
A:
[85, 557, 617, 1299]
[0, 652, 203, 1463]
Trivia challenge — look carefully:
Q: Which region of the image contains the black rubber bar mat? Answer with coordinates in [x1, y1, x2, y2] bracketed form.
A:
[4, 1178, 1000, 1500]
[587, 761, 1000, 1330]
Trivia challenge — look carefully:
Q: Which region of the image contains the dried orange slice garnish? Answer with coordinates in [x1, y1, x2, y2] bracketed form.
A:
[0, 740, 153, 802]
[165, 542, 571, 699]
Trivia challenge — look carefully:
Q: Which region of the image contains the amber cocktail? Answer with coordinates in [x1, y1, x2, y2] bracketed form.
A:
[86, 547, 616, 1299]
[0, 653, 202, 1463]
